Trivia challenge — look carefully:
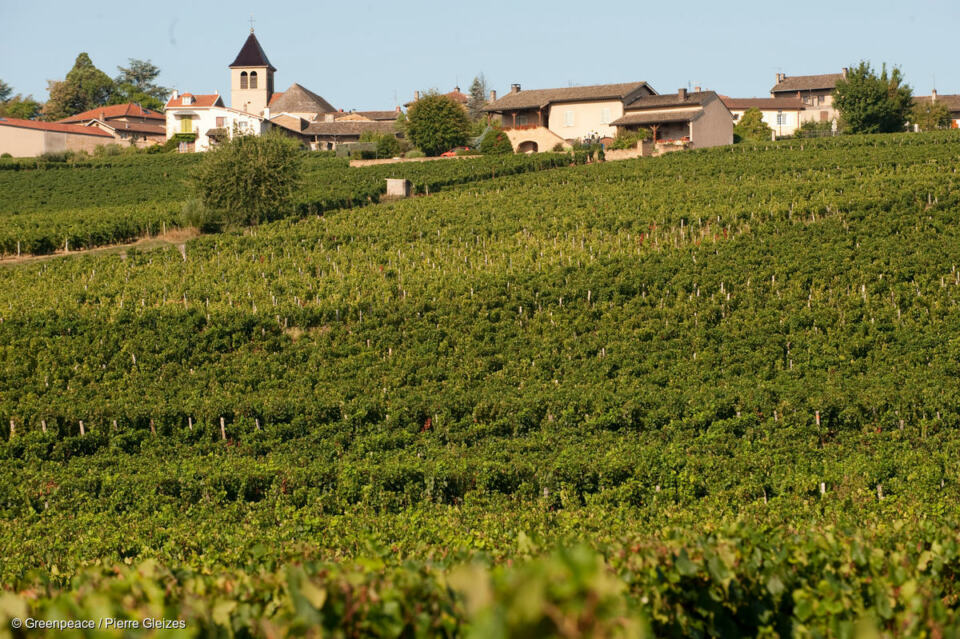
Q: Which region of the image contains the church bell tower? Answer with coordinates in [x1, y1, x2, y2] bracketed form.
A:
[229, 27, 275, 115]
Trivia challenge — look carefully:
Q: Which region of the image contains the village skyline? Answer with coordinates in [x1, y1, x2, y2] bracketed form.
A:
[1, 0, 958, 112]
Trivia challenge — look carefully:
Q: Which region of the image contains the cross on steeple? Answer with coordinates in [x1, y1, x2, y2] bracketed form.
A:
[249, 15, 255, 33]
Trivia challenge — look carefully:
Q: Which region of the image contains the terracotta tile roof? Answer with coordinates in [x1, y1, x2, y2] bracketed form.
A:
[611, 111, 702, 126]
[268, 83, 335, 115]
[625, 91, 718, 110]
[337, 110, 400, 121]
[58, 103, 164, 123]
[0, 116, 114, 137]
[483, 82, 652, 112]
[165, 93, 224, 108]
[229, 32, 276, 71]
[445, 87, 469, 104]
[92, 120, 167, 135]
[913, 94, 960, 113]
[302, 120, 397, 137]
[771, 73, 843, 94]
[720, 96, 805, 110]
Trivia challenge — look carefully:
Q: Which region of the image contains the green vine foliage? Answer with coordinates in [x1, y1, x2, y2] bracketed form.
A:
[1, 132, 960, 636]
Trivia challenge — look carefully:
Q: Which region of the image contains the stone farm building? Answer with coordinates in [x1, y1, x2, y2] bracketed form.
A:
[58, 103, 166, 147]
[611, 89, 733, 151]
[482, 82, 732, 152]
[770, 71, 846, 124]
[0, 117, 114, 156]
[482, 81, 656, 152]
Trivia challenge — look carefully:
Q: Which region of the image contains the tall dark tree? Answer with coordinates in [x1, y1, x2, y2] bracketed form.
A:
[0, 79, 11, 103]
[112, 59, 168, 110]
[467, 74, 488, 120]
[833, 61, 912, 134]
[43, 53, 116, 120]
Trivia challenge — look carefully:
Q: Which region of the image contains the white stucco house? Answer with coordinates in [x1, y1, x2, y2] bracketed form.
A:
[720, 96, 806, 138]
[164, 92, 268, 152]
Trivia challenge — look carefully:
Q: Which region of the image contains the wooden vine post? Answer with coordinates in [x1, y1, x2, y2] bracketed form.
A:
[150, 419, 156, 436]
[220, 417, 227, 441]
[79, 420, 85, 436]
[8, 420, 14, 438]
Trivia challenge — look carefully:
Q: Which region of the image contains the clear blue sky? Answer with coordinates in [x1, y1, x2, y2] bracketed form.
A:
[1, 0, 956, 110]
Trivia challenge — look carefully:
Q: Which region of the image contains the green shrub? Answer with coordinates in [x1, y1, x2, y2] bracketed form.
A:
[189, 131, 304, 226]
[479, 129, 514, 155]
[610, 130, 648, 150]
[405, 149, 426, 159]
[94, 143, 123, 157]
[180, 197, 222, 233]
[0, 153, 11, 159]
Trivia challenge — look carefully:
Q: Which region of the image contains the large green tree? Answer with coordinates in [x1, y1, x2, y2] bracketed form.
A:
[911, 99, 951, 132]
[406, 92, 471, 156]
[112, 59, 168, 110]
[833, 61, 912, 134]
[733, 108, 773, 142]
[43, 53, 116, 121]
[0, 95, 42, 120]
[0, 79, 42, 120]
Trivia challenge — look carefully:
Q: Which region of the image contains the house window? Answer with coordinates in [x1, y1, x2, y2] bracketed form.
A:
[180, 117, 192, 133]
[600, 107, 611, 124]
[240, 72, 248, 89]
[732, 113, 740, 121]
[776, 111, 787, 125]
[564, 110, 574, 127]
[250, 72, 258, 89]
[216, 117, 225, 127]
[517, 114, 529, 126]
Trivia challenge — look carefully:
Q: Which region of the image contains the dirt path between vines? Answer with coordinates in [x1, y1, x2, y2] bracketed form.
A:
[0, 228, 199, 267]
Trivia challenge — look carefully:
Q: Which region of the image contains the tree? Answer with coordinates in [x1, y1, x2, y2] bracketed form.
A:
[911, 99, 951, 132]
[359, 131, 401, 158]
[0, 95, 42, 120]
[733, 108, 773, 142]
[833, 61, 912, 134]
[467, 74, 488, 120]
[112, 59, 168, 110]
[43, 53, 115, 121]
[0, 79, 11, 103]
[405, 92, 471, 156]
[189, 130, 304, 227]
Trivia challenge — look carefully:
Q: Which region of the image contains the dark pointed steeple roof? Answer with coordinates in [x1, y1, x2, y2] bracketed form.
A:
[229, 32, 276, 71]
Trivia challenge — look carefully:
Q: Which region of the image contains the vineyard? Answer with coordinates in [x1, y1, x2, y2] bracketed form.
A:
[0, 153, 578, 256]
[1, 132, 960, 636]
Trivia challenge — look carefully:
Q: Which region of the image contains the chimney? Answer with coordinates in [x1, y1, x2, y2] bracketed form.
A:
[414, 90, 420, 101]
[678, 88, 687, 100]
[396, 105, 402, 113]
[510, 83, 521, 94]
[171, 89, 179, 100]
[263, 107, 270, 120]
[842, 67, 848, 79]
[454, 86, 460, 93]
[694, 85, 701, 93]
[932, 88, 938, 101]
[489, 89, 497, 102]
[776, 73, 785, 84]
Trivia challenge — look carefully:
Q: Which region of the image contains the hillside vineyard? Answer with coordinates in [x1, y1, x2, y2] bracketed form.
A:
[1, 133, 960, 636]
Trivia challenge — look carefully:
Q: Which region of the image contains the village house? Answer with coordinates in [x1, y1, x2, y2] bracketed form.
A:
[610, 89, 733, 151]
[481, 81, 657, 152]
[913, 90, 960, 129]
[57, 103, 166, 147]
[720, 96, 805, 138]
[164, 92, 268, 152]
[0, 117, 115, 156]
[770, 70, 846, 124]
[405, 87, 470, 109]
